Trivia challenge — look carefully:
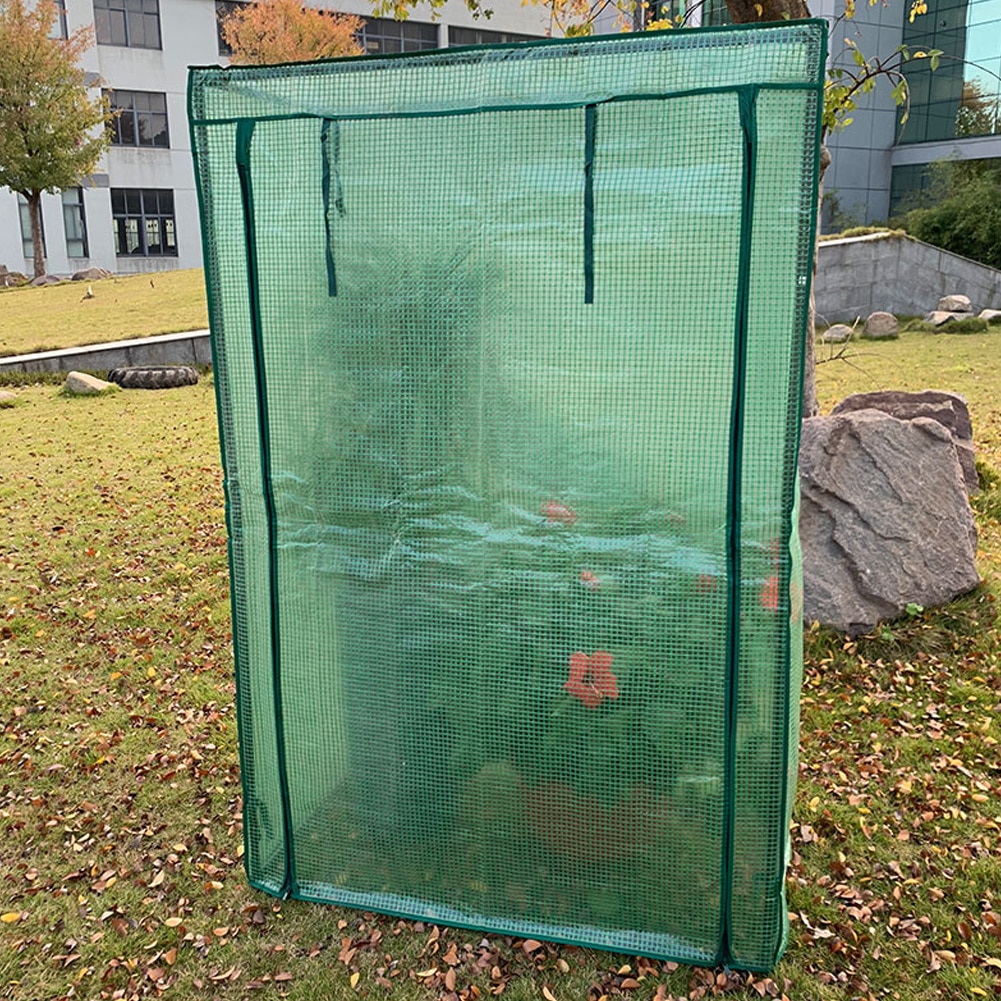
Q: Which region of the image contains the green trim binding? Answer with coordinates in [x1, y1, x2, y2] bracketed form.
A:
[187, 18, 831, 78]
[719, 83, 760, 968]
[235, 119, 297, 900]
[583, 103, 596, 305]
[189, 80, 823, 129]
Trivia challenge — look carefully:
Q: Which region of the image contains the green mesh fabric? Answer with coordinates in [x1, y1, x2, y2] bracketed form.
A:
[189, 22, 825, 971]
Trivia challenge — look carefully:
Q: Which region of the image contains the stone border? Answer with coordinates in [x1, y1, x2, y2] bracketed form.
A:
[0, 329, 211, 374]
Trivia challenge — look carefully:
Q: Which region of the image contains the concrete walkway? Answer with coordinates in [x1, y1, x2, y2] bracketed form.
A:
[0, 328, 211, 374]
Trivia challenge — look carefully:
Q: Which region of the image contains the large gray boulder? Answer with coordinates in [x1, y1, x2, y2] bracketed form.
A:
[831, 389, 978, 493]
[800, 410, 979, 634]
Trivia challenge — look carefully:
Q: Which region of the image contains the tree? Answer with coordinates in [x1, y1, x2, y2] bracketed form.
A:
[221, 0, 363, 66]
[0, 0, 111, 278]
[955, 79, 1001, 138]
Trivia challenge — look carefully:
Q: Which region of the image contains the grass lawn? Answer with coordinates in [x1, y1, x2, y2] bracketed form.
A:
[1, 329, 1000, 1000]
[0, 270, 208, 358]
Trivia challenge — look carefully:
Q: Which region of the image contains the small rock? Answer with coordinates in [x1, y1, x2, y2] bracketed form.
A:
[978, 308, 1001, 322]
[0, 390, 18, 408]
[71, 267, 112, 282]
[937, 294, 971, 313]
[862, 311, 899, 339]
[800, 410, 979, 633]
[64, 371, 117, 395]
[821, 323, 854, 343]
[30, 274, 61, 286]
[925, 310, 959, 327]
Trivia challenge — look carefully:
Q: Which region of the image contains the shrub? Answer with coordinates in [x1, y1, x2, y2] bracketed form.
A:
[901, 161, 1001, 270]
[946, 317, 989, 334]
[900, 318, 936, 333]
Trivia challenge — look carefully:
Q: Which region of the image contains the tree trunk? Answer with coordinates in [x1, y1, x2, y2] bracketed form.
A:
[802, 144, 831, 419]
[27, 192, 45, 278]
[723, 0, 811, 22]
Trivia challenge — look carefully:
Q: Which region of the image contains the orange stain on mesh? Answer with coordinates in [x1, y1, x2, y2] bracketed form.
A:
[563, 650, 618, 708]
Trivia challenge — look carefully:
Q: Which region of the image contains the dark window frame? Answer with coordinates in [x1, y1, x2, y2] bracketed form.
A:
[216, 0, 250, 56]
[52, 0, 68, 39]
[62, 188, 89, 259]
[360, 16, 438, 55]
[94, 0, 162, 50]
[105, 88, 170, 148]
[111, 188, 177, 258]
[447, 26, 543, 46]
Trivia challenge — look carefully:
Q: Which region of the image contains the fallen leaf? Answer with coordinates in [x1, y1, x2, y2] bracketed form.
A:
[522, 939, 543, 954]
[543, 987, 558, 1001]
[0, 913, 21, 924]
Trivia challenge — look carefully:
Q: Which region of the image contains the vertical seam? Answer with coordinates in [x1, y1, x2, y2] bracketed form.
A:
[719, 82, 759, 969]
[235, 118, 297, 900]
[583, 103, 597, 305]
[321, 118, 342, 297]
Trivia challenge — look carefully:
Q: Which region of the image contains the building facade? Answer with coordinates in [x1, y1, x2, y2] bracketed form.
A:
[0, 0, 552, 278]
[819, 0, 1001, 228]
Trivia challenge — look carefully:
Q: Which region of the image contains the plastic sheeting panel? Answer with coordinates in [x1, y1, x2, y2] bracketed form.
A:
[189, 21, 825, 971]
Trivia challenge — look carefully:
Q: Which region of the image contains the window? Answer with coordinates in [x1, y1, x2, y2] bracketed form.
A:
[216, 0, 249, 56]
[17, 195, 45, 260]
[51, 0, 68, 39]
[62, 189, 89, 258]
[448, 26, 542, 46]
[94, 0, 161, 49]
[360, 17, 438, 54]
[106, 89, 169, 148]
[702, 0, 732, 25]
[111, 188, 177, 257]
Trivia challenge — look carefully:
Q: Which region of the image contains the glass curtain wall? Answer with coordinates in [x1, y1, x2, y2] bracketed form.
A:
[901, 0, 1001, 143]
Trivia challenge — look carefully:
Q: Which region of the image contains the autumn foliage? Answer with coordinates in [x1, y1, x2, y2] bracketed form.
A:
[220, 0, 363, 65]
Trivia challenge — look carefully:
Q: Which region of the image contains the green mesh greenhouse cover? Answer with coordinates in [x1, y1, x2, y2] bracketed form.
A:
[189, 20, 825, 971]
